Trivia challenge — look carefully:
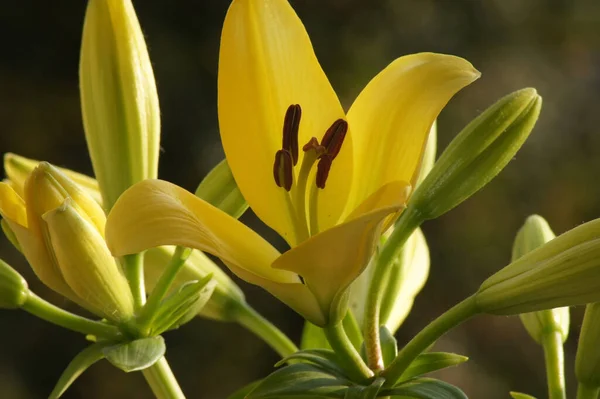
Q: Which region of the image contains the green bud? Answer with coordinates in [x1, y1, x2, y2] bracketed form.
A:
[3, 153, 102, 205]
[576, 302, 600, 387]
[80, 0, 160, 210]
[194, 159, 248, 219]
[410, 88, 541, 220]
[513, 215, 569, 343]
[0, 258, 28, 309]
[476, 218, 600, 315]
[144, 246, 246, 321]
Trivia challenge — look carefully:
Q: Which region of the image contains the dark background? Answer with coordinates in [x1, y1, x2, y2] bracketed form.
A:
[1, 0, 600, 398]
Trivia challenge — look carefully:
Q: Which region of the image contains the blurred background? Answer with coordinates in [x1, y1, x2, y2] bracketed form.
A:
[1, 0, 600, 398]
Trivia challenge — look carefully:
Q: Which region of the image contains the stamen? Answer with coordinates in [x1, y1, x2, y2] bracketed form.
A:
[315, 156, 332, 189]
[273, 149, 293, 191]
[320, 119, 348, 160]
[282, 104, 302, 165]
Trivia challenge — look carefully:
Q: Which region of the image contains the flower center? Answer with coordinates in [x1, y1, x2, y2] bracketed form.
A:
[272, 104, 348, 243]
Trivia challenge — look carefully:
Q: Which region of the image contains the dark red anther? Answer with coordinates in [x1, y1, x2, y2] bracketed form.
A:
[282, 104, 302, 165]
[320, 119, 348, 160]
[315, 156, 333, 189]
[273, 149, 294, 191]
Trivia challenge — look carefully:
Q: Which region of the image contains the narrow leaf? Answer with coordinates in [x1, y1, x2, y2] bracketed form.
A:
[379, 326, 398, 367]
[227, 380, 262, 399]
[49, 342, 110, 398]
[398, 352, 468, 382]
[103, 336, 166, 372]
[382, 378, 467, 399]
[247, 363, 351, 399]
[276, 349, 348, 378]
[510, 392, 537, 399]
[344, 378, 384, 399]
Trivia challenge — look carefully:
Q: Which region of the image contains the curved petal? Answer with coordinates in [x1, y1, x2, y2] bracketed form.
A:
[346, 53, 480, 213]
[227, 262, 326, 326]
[218, 0, 350, 245]
[0, 182, 27, 227]
[105, 179, 298, 285]
[273, 201, 403, 322]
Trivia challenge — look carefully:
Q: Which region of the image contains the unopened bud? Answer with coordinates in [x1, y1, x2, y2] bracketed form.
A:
[0, 258, 28, 309]
[576, 302, 600, 388]
[80, 0, 160, 210]
[476, 218, 600, 315]
[512, 215, 569, 343]
[410, 88, 541, 220]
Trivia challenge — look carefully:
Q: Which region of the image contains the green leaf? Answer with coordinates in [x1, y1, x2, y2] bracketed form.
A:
[103, 336, 166, 372]
[379, 326, 398, 367]
[227, 380, 262, 399]
[382, 378, 467, 399]
[150, 275, 216, 335]
[247, 363, 351, 399]
[49, 342, 110, 398]
[509, 392, 537, 399]
[276, 349, 348, 378]
[398, 352, 468, 382]
[195, 159, 248, 219]
[344, 378, 384, 399]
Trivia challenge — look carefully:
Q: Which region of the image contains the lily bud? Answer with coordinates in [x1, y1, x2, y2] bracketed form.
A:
[43, 199, 134, 322]
[0, 258, 28, 309]
[3, 153, 101, 205]
[576, 302, 600, 388]
[194, 159, 249, 219]
[144, 246, 246, 321]
[0, 163, 133, 321]
[476, 218, 600, 315]
[410, 88, 541, 220]
[512, 215, 569, 343]
[80, 0, 160, 210]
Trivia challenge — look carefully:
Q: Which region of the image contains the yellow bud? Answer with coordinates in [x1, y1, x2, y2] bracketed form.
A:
[43, 199, 134, 322]
[576, 302, 600, 388]
[3, 153, 101, 204]
[144, 246, 245, 321]
[476, 218, 600, 315]
[512, 215, 569, 343]
[0, 258, 28, 309]
[80, 0, 160, 210]
[410, 88, 541, 220]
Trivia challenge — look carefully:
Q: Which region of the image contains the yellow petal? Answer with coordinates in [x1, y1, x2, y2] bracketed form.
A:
[273, 201, 403, 322]
[44, 200, 134, 322]
[0, 182, 27, 227]
[218, 0, 350, 245]
[105, 179, 298, 285]
[227, 262, 326, 326]
[346, 53, 480, 213]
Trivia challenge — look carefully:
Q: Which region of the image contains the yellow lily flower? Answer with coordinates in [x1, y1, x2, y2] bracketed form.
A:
[105, 0, 479, 326]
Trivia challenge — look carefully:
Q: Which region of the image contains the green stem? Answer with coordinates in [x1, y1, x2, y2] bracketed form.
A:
[577, 384, 599, 399]
[381, 295, 479, 385]
[124, 253, 146, 309]
[137, 247, 191, 330]
[233, 302, 298, 358]
[541, 331, 566, 399]
[324, 321, 374, 382]
[22, 292, 121, 340]
[364, 209, 423, 371]
[142, 357, 186, 399]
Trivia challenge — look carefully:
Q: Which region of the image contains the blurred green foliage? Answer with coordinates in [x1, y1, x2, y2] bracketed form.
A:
[1, 0, 599, 398]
